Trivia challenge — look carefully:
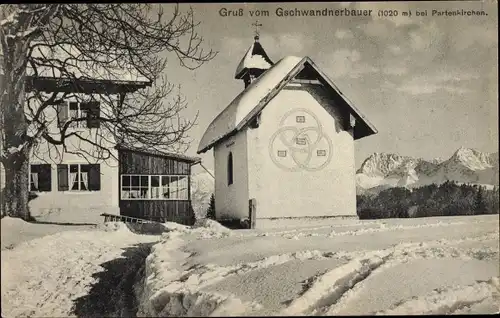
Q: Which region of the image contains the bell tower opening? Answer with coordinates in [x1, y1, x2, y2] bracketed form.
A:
[234, 21, 274, 88]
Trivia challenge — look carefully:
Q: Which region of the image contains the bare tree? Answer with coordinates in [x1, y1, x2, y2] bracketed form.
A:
[0, 4, 216, 220]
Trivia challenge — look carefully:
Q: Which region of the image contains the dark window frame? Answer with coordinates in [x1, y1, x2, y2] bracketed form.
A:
[227, 152, 234, 186]
[29, 164, 52, 192]
[296, 137, 307, 145]
[296, 115, 306, 123]
[317, 149, 327, 157]
[57, 100, 101, 129]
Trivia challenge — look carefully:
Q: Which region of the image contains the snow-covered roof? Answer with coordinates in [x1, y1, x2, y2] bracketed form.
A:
[197, 56, 378, 154]
[27, 44, 151, 84]
[234, 37, 274, 79]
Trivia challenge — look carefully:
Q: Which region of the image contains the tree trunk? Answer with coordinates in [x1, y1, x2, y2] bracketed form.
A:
[1, 68, 31, 220]
[3, 151, 31, 220]
[0, 21, 31, 220]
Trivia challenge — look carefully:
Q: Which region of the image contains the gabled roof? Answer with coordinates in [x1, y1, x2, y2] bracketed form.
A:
[197, 56, 378, 154]
[116, 144, 201, 164]
[235, 37, 274, 79]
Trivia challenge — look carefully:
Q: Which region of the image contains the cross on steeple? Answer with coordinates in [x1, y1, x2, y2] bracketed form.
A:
[252, 20, 263, 39]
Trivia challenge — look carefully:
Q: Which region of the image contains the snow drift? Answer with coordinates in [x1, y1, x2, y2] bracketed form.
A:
[1, 220, 157, 317]
[134, 221, 243, 317]
[135, 215, 498, 316]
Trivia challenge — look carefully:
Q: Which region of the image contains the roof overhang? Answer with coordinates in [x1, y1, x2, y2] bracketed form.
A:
[116, 144, 201, 165]
[302, 58, 378, 140]
[25, 75, 152, 94]
[197, 56, 378, 154]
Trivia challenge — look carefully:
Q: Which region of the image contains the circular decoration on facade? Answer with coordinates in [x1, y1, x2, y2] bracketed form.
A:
[269, 108, 333, 172]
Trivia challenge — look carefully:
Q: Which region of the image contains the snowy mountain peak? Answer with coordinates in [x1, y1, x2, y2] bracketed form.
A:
[448, 147, 494, 170]
[356, 152, 419, 177]
[431, 157, 445, 164]
[452, 146, 478, 158]
[357, 147, 499, 194]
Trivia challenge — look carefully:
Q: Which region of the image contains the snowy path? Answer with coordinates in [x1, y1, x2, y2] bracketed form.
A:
[139, 215, 499, 316]
[1, 224, 158, 317]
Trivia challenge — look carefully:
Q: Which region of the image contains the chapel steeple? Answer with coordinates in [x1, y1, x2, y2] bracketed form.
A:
[234, 21, 274, 88]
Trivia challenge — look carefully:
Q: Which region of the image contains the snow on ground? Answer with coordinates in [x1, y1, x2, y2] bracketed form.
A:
[1, 215, 498, 317]
[1, 221, 159, 317]
[1, 216, 97, 250]
[139, 215, 499, 316]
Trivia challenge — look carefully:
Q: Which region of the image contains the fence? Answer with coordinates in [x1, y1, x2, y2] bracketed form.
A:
[100, 213, 156, 224]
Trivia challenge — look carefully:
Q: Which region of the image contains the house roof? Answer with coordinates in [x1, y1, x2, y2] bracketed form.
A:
[28, 44, 151, 84]
[24, 76, 151, 94]
[197, 56, 378, 154]
[10, 44, 153, 94]
[11, 44, 152, 94]
[234, 37, 274, 79]
[116, 145, 201, 164]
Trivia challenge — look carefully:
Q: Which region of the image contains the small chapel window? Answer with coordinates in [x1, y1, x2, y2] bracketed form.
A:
[317, 150, 327, 157]
[227, 152, 234, 186]
[296, 137, 307, 145]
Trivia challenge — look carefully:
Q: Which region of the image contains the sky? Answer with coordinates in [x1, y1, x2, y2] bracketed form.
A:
[159, 2, 498, 172]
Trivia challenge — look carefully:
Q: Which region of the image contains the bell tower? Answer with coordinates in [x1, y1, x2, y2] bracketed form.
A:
[234, 21, 274, 88]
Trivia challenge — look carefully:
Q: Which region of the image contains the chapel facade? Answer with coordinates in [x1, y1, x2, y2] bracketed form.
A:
[197, 35, 377, 227]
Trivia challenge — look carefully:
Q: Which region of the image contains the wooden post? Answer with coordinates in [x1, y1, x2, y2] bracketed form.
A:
[249, 198, 256, 229]
[0, 162, 3, 218]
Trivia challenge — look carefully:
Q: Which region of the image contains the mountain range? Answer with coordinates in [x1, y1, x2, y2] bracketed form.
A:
[356, 147, 499, 195]
[190, 147, 499, 216]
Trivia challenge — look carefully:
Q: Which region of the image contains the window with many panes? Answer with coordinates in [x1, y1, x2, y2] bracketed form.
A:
[121, 175, 189, 200]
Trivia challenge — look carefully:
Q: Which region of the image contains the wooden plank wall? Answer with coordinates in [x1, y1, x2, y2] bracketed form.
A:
[119, 151, 191, 175]
[120, 200, 195, 225]
[118, 149, 195, 225]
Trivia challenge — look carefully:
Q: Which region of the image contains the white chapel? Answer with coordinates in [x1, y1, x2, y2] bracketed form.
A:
[197, 34, 377, 227]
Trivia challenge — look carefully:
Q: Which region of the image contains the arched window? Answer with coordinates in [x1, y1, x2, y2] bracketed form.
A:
[227, 152, 233, 185]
